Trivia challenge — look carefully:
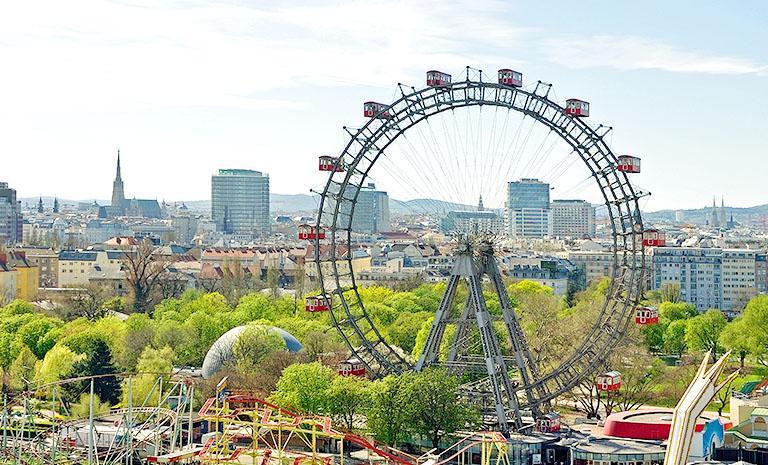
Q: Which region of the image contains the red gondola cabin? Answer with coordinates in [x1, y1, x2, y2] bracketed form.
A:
[565, 99, 590, 117]
[338, 358, 366, 377]
[498, 69, 523, 88]
[643, 229, 666, 247]
[617, 155, 641, 173]
[596, 371, 622, 392]
[363, 101, 391, 119]
[298, 224, 326, 240]
[318, 155, 344, 172]
[305, 295, 330, 313]
[535, 412, 562, 433]
[426, 70, 452, 87]
[635, 306, 659, 325]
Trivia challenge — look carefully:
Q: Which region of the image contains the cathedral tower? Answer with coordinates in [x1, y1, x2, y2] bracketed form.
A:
[111, 150, 125, 209]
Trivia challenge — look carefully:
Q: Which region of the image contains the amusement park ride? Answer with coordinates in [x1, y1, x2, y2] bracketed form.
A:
[302, 65, 668, 433]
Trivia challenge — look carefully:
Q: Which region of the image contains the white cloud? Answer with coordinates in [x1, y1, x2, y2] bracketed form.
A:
[0, 0, 529, 114]
[544, 35, 767, 75]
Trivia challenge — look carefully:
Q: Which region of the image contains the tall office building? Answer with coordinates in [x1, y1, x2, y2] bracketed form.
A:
[506, 178, 552, 238]
[551, 199, 596, 238]
[211, 169, 271, 237]
[0, 182, 23, 245]
[351, 183, 391, 234]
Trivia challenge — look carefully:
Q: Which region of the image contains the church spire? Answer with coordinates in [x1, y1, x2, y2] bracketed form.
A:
[116, 149, 122, 181]
[111, 149, 125, 208]
[478, 195, 484, 211]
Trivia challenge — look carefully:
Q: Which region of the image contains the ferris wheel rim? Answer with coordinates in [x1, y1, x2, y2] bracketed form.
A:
[313, 75, 646, 409]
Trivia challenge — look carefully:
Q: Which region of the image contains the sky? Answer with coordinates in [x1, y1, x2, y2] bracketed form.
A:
[0, 0, 766, 211]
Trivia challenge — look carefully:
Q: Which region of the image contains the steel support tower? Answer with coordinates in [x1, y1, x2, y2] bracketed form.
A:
[415, 236, 548, 432]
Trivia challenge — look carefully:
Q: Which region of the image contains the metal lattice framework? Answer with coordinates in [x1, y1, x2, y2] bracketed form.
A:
[314, 72, 646, 426]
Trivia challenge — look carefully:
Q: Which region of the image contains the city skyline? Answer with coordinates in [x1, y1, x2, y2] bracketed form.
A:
[1, 1, 766, 211]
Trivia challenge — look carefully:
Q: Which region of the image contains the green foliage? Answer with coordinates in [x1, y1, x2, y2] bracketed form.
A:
[658, 302, 697, 322]
[407, 368, 478, 448]
[231, 325, 285, 371]
[366, 374, 413, 445]
[269, 362, 334, 414]
[663, 320, 688, 356]
[70, 393, 111, 418]
[8, 346, 38, 391]
[326, 375, 371, 430]
[36, 345, 85, 385]
[685, 310, 727, 357]
[122, 346, 175, 407]
[63, 339, 121, 405]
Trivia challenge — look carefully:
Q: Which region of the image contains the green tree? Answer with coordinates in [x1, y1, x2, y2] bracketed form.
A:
[122, 346, 175, 407]
[658, 301, 697, 322]
[720, 318, 752, 368]
[8, 346, 38, 391]
[685, 310, 727, 359]
[663, 320, 688, 357]
[17, 318, 61, 359]
[326, 375, 371, 430]
[63, 339, 121, 406]
[70, 393, 111, 418]
[36, 345, 85, 385]
[118, 313, 156, 370]
[0, 330, 21, 390]
[231, 326, 285, 372]
[386, 312, 430, 354]
[366, 374, 413, 446]
[270, 362, 333, 414]
[728, 295, 768, 366]
[407, 369, 478, 448]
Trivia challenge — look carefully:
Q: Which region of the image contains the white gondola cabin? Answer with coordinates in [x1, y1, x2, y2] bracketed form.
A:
[298, 224, 326, 240]
[596, 371, 622, 392]
[426, 70, 452, 87]
[565, 99, 590, 117]
[305, 295, 331, 313]
[318, 155, 344, 172]
[338, 358, 366, 377]
[617, 155, 641, 173]
[535, 412, 562, 433]
[635, 306, 659, 325]
[363, 101, 391, 119]
[642, 229, 666, 247]
[498, 69, 523, 88]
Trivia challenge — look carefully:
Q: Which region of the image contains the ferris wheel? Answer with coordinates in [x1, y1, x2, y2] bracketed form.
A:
[305, 66, 654, 432]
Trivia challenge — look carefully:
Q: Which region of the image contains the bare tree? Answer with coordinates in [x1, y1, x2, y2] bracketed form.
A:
[57, 283, 111, 321]
[121, 239, 170, 314]
[220, 258, 263, 305]
[567, 378, 602, 419]
[157, 270, 189, 300]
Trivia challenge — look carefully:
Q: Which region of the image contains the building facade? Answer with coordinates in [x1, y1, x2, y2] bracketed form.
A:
[651, 247, 760, 313]
[351, 183, 391, 234]
[722, 249, 758, 311]
[0, 182, 23, 245]
[551, 199, 595, 238]
[506, 179, 552, 238]
[441, 210, 503, 235]
[211, 169, 271, 237]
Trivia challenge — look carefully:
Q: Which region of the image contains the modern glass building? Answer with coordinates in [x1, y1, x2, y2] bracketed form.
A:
[211, 169, 270, 237]
[351, 183, 391, 234]
[0, 182, 22, 245]
[506, 178, 552, 238]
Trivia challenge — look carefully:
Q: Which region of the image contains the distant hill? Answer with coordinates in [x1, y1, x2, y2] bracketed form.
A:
[20, 194, 768, 223]
[643, 203, 768, 223]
